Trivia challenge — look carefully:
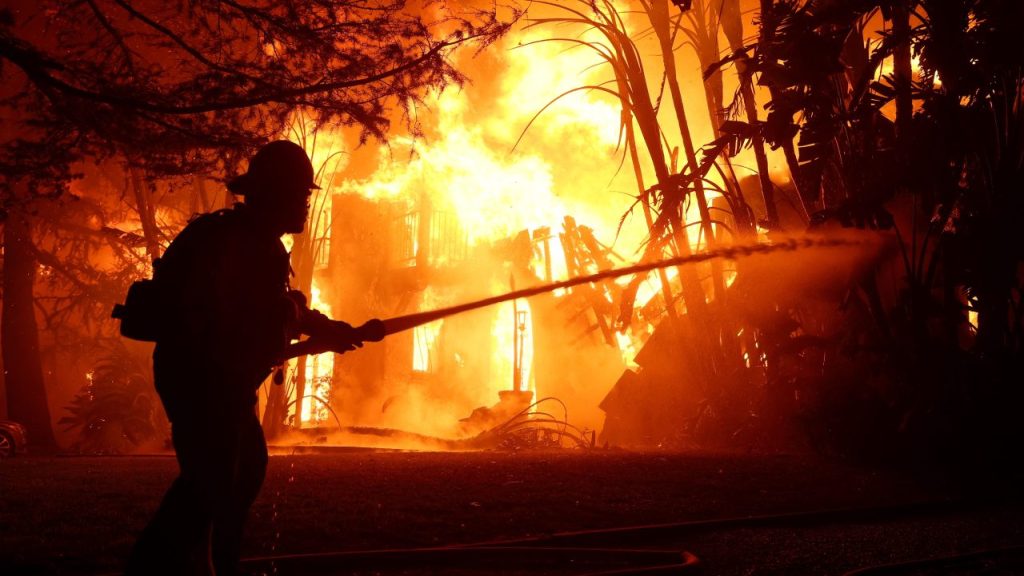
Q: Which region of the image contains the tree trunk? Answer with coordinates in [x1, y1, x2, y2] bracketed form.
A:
[0, 334, 6, 418]
[193, 175, 212, 214]
[130, 167, 162, 262]
[2, 210, 57, 449]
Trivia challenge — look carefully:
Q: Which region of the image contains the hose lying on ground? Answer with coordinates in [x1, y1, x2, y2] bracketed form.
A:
[238, 498, 984, 576]
[242, 545, 699, 576]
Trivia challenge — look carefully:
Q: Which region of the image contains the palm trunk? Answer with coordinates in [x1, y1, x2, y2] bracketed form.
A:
[738, 62, 781, 228]
[619, 32, 718, 385]
[720, 0, 790, 225]
[727, 0, 811, 220]
[649, 0, 720, 253]
[623, 104, 679, 318]
[2, 209, 57, 449]
[892, 0, 914, 160]
[654, 0, 746, 381]
[692, 0, 755, 237]
[626, 54, 708, 318]
[780, 141, 809, 217]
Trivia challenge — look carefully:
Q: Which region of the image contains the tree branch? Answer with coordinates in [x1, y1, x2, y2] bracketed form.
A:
[83, 0, 136, 73]
[108, 0, 264, 84]
[30, 244, 104, 298]
[1, 30, 458, 114]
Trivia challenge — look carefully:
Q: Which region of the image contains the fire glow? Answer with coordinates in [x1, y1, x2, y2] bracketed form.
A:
[267, 1, 736, 445]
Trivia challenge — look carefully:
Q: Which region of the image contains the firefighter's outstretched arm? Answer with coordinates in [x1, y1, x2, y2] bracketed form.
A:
[280, 290, 384, 360]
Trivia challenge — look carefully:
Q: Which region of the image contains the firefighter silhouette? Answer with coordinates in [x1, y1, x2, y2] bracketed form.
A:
[127, 141, 375, 575]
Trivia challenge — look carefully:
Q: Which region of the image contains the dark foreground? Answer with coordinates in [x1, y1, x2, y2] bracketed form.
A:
[1, 450, 1022, 575]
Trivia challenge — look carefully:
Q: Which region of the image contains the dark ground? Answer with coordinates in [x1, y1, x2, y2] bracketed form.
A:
[1, 450, 1022, 575]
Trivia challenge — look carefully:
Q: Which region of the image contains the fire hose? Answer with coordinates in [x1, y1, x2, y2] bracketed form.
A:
[302, 236, 866, 355]
[84, 495, 1016, 575]
[237, 497, 988, 576]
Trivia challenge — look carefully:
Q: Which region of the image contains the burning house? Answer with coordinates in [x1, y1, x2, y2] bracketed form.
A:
[262, 179, 656, 446]
[245, 10, 704, 447]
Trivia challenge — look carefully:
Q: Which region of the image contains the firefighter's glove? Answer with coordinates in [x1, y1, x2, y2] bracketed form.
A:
[358, 319, 386, 342]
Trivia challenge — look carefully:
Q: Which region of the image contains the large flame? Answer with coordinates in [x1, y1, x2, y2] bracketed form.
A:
[273, 2, 725, 440]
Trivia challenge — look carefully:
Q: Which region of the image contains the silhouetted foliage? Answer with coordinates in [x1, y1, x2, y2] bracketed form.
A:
[548, 0, 1024, 464]
[60, 344, 167, 454]
[702, 0, 1024, 467]
[0, 0, 515, 184]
